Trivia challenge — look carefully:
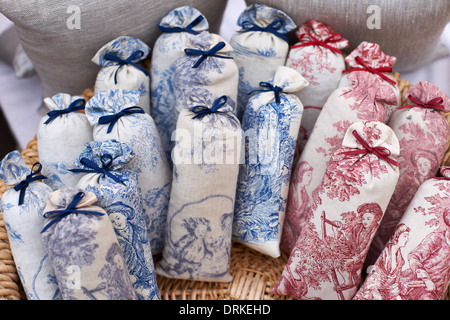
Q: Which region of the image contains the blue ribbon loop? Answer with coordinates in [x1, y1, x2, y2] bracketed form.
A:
[250, 82, 285, 105]
[184, 41, 233, 68]
[98, 106, 145, 133]
[238, 19, 289, 42]
[44, 98, 86, 125]
[103, 50, 149, 84]
[13, 162, 48, 206]
[41, 191, 105, 233]
[69, 156, 125, 185]
[191, 95, 235, 120]
[158, 15, 205, 35]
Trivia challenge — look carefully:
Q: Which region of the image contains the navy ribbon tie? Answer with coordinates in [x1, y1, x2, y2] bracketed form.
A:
[250, 82, 285, 105]
[98, 106, 145, 133]
[191, 95, 235, 120]
[103, 50, 149, 84]
[44, 98, 86, 125]
[69, 157, 125, 185]
[239, 19, 288, 42]
[158, 15, 204, 35]
[14, 162, 48, 206]
[184, 41, 233, 68]
[41, 191, 105, 233]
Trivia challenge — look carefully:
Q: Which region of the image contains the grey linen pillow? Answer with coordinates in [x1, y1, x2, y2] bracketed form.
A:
[245, 0, 450, 72]
[0, 0, 228, 97]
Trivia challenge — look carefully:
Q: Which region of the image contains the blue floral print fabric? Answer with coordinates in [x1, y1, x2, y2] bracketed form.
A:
[151, 6, 209, 164]
[233, 66, 308, 258]
[0, 151, 60, 300]
[74, 140, 160, 300]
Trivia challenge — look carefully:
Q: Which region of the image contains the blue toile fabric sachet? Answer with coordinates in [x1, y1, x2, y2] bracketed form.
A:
[41, 187, 137, 300]
[157, 93, 241, 282]
[37, 93, 93, 190]
[151, 6, 209, 164]
[85, 89, 172, 254]
[0, 151, 60, 300]
[233, 66, 308, 258]
[73, 139, 160, 300]
[92, 36, 151, 114]
[229, 3, 296, 120]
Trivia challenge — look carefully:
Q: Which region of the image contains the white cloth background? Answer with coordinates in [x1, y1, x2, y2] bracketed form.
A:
[0, 0, 449, 150]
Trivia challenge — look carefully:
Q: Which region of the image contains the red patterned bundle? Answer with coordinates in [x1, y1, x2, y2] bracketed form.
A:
[273, 121, 399, 300]
[287, 19, 349, 157]
[281, 42, 400, 254]
[366, 81, 450, 268]
[354, 167, 450, 300]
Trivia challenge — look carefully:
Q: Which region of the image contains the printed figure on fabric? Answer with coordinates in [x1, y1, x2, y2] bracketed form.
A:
[284, 203, 383, 300]
[233, 94, 299, 245]
[163, 195, 233, 280]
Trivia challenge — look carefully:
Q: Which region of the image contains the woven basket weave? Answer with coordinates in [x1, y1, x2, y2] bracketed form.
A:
[0, 75, 449, 300]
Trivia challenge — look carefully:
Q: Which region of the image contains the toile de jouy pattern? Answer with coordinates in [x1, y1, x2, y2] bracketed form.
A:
[156, 93, 241, 282]
[273, 121, 400, 300]
[281, 42, 400, 254]
[366, 81, 450, 268]
[151, 6, 209, 164]
[233, 66, 308, 258]
[37, 93, 93, 190]
[229, 3, 296, 120]
[0, 151, 60, 300]
[173, 31, 238, 113]
[354, 167, 450, 300]
[41, 187, 137, 300]
[286, 20, 349, 159]
[92, 36, 151, 114]
[74, 140, 160, 300]
[85, 89, 172, 254]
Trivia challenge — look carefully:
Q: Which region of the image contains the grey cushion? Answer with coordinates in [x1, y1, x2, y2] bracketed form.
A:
[246, 0, 450, 73]
[0, 0, 227, 97]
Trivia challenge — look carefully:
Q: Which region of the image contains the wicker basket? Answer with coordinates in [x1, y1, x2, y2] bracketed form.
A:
[0, 75, 449, 301]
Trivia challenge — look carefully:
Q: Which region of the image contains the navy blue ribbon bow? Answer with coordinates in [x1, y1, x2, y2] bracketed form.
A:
[13, 162, 48, 206]
[69, 156, 125, 185]
[103, 50, 149, 84]
[44, 98, 86, 125]
[158, 15, 205, 35]
[250, 82, 285, 104]
[41, 191, 104, 233]
[239, 19, 288, 42]
[98, 106, 145, 133]
[191, 95, 235, 120]
[184, 41, 233, 68]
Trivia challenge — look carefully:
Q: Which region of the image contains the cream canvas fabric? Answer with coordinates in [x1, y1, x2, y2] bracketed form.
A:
[157, 95, 241, 282]
[37, 93, 93, 190]
[366, 81, 450, 268]
[85, 89, 172, 254]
